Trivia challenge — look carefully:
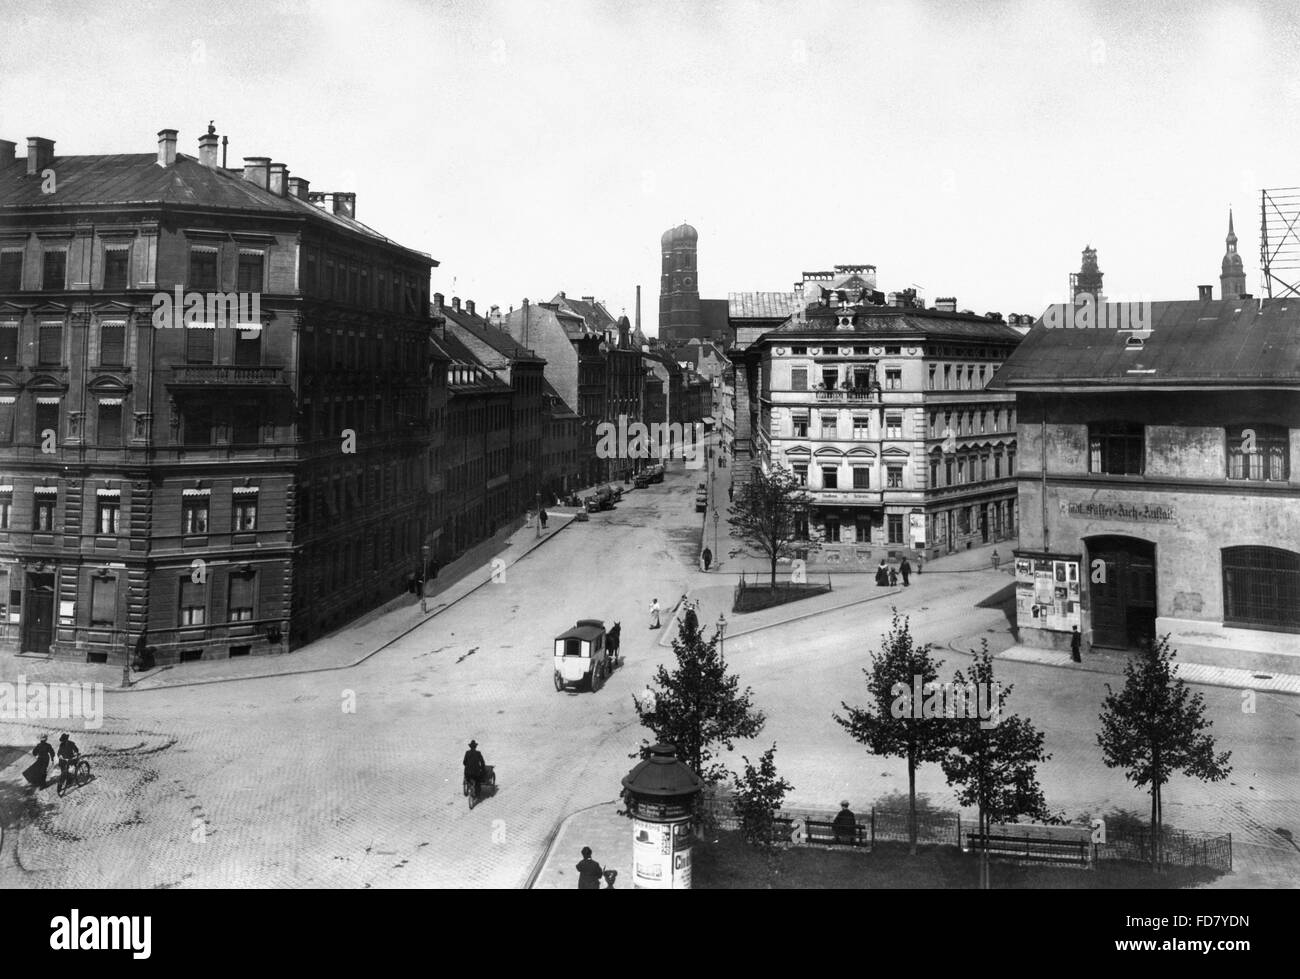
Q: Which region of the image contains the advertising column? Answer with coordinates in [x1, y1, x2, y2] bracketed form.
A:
[622, 744, 702, 890]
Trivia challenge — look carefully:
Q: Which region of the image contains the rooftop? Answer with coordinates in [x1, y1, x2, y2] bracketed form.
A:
[989, 299, 1300, 389]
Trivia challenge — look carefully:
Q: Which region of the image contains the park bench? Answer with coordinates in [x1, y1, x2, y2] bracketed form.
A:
[805, 818, 870, 847]
[965, 832, 1089, 866]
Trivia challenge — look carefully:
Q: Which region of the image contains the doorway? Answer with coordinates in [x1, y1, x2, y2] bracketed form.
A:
[22, 573, 55, 654]
[980, 504, 989, 543]
[1086, 536, 1156, 650]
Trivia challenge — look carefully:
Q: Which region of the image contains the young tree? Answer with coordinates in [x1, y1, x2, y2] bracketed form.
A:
[1097, 635, 1232, 869]
[834, 610, 949, 855]
[732, 744, 794, 852]
[940, 644, 1054, 889]
[634, 616, 766, 784]
[729, 464, 818, 589]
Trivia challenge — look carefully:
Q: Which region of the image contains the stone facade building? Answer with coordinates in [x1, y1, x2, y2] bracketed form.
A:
[0, 127, 437, 663]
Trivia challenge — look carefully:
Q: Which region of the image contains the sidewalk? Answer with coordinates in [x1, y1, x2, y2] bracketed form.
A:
[529, 800, 630, 889]
[946, 625, 1300, 697]
[0, 513, 575, 692]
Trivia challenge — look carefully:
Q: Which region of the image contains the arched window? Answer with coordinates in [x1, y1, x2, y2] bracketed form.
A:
[1222, 546, 1300, 631]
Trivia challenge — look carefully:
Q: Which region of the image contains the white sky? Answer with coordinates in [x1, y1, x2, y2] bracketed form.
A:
[4, 0, 1300, 331]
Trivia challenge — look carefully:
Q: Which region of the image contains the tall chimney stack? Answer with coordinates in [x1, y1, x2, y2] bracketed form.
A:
[1198, 284, 1213, 301]
[0, 140, 15, 167]
[156, 128, 178, 167]
[26, 137, 54, 176]
[242, 157, 270, 189]
[287, 176, 310, 199]
[198, 124, 220, 167]
[333, 192, 356, 219]
[465, 299, 475, 317]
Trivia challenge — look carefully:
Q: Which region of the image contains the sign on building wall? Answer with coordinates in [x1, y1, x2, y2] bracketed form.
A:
[1014, 555, 1081, 633]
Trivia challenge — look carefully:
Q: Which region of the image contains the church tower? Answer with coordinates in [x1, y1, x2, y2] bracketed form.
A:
[659, 222, 701, 344]
[1220, 209, 1246, 301]
[1072, 245, 1104, 302]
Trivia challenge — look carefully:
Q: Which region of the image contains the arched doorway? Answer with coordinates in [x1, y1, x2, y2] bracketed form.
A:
[1085, 535, 1156, 650]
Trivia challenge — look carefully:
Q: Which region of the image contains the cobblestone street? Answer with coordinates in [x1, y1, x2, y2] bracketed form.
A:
[2, 463, 1297, 888]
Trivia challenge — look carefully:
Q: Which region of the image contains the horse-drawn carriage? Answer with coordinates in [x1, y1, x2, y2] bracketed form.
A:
[553, 619, 621, 692]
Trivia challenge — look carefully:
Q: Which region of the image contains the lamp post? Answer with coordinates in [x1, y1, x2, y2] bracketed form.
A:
[716, 613, 727, 667]
[535, 491, 541, 539]
[712, 508, 719, 569]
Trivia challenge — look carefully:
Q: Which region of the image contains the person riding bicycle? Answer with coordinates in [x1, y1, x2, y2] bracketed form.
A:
[56, 733, 80, 785]
[462, 740, 486, 798]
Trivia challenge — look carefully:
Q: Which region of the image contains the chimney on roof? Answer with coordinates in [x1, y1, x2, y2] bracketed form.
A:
[198, 124, 220, 167]
[1198, 284, 1213, 301]
[268, 162, 288, 196]
[582, 295, 595, 303]
[433, 292, 444, 309]
[26, 137, 54, 176]
[333, 192, 356, 219]
[156, 129, 178, 167]
[287, 176, 310, 199]
[452, 297, 461, 311]
[307, 191, 330, 210]
[242, 157, 270, 189]
[934, 297, 957, 313]
[489, 305, 501, 327]
[0, 140, 15, 167]
[466, 299, 475, 317]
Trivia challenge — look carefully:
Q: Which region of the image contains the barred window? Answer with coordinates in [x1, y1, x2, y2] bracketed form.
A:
[1226, 424, 1289, 482]
[1222, 546, 1300, 632]
[1089, 421, 1144, 475]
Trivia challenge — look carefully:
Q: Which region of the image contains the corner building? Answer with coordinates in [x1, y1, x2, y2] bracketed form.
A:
[0, 128, 436, 663]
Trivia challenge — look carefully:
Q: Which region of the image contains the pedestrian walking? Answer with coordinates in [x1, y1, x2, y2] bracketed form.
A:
[889, 566, 899, 587]
[649, 597, 661, 629]
[1070, 625, 1082, 662]
[539, 508, 548, 530]
[728, 483, 734, 502]
[991, 549, 1001, 571]
[899, 557, 911, 587]
[576, 846, 605, 889]
[683, 598, 699, 635]
[22, 735, 55, 789]
[702, 546, 712, 571]
[875, 560, 889, 587]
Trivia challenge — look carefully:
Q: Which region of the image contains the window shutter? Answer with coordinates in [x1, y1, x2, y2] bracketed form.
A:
[39, 323, 63, 364]
[229, 572, 255, 611]
[100, 323, 125, 365]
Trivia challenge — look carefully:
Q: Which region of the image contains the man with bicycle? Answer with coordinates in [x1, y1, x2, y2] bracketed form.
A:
[56, 733, 81, 789]
[462, 739, 486, 800]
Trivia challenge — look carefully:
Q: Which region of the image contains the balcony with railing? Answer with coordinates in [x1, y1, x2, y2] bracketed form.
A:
[167, 365, 287, 387]
[811, 386, 881, 404]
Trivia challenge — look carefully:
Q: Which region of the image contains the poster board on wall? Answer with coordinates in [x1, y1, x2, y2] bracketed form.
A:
[1014, 552, 1082, 634]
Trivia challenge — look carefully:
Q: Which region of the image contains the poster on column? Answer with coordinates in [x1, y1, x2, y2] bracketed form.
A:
[632, 819, 672, 889]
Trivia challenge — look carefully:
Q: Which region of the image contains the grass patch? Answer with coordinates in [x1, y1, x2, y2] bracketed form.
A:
[692, 831, 1224, 888]
[732, 582, 832, 614]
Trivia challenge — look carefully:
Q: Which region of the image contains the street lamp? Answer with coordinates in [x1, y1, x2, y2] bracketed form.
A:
[712, 508, 720, 569]
[716, 613, 727, 667]
[535, 491, 542, 539]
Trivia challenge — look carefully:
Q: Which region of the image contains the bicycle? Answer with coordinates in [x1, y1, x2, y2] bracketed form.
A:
[56, 755, 92, 797]
[462, 765, 495, 809]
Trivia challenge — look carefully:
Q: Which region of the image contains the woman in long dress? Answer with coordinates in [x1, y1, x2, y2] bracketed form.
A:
[23, 735, 55, 788]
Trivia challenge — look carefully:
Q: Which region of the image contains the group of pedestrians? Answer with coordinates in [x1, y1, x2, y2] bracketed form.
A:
[875, 558, 912, 587]
[22, 733, 80, 790]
